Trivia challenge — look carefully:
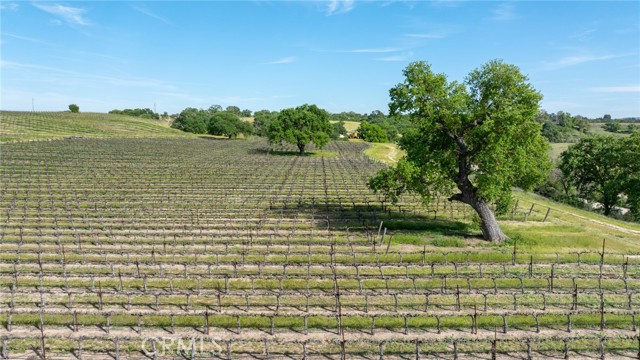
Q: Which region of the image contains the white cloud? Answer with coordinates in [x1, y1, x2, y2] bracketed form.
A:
[1, 60, 174, 89]
[548, 54, 617, 68]
[569, 28, 596, 41]
[375, 51, 414, 62]
[326, 0, 354, 15]
[1, 32, 51, 45]
[266, 56, 296, 64]
[590, 85, 640, 93]
[132, 5, 172, 26]
[491, 2, 516, 21]
[0, 3, 19, 11]
[32, 3, 90, 26]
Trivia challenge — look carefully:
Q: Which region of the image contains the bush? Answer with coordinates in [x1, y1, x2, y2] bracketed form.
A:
[68, 104, 79, 113]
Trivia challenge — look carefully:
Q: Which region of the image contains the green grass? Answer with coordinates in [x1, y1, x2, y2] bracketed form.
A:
[501, 191, 640, 253]
[0, 111, 193, 142]
[363, 141, 405, 164]
[330, 120, 360, 133]
[548, 142, 571, 160]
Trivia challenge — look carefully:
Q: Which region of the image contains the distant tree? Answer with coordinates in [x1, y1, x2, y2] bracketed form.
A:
[331, 121, 348, 139]
[575, 117, 590, 133]
[68, 104, 79, 113]
[208, 111, 253, 139]
[534, 109, 551, 124]
[368, 60, 551, 242]
[357, 121, 388, 142]
[603, 122, 621, 133]
[559, 136, 626, 216]
[603, 114, 612, 122]
[171, 107, 208, 134]
[367, 110, 386, 121]
[241, 109, 253, 117]
[555, 111, 575, 128]
[109, 108, 159, 119]
[621, 132, 640, 220]
[541, 121, 571, 142]
[253, 110, 279, 137]
[330, 111, 367, 122]
[225, 106, 242, 116]
[267, 104, 332, 155]
[208, 105, 223, 113]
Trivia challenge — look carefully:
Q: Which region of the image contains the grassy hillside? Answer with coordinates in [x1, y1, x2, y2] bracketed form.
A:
[363, 141, 640, 253]
[0, 111, 193, 142]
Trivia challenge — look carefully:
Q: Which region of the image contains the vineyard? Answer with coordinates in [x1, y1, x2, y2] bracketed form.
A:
[0, 112, 190, 143]
[1, 132, 639, 359]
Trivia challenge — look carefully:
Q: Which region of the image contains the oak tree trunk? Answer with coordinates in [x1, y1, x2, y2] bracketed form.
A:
[469, 197, 508, 243]
[297, 143, 305, 156]
[451, 152, 509, 243]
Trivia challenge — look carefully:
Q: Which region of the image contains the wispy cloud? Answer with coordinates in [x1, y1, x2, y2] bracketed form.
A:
[590, 85, 640, 93]
[32, 3, 90, 26]
[490, 2, 516, 21]
[132, 5, 172, 26]
[266, 56, 296, 64]
[547, 54, 618, 68]
[569, 28, 596, 41]
[326, 0, 354, 15]
[404, 33, 445, 39]
[375, 51, 414, 62]
[0, 3, 19, 11]
[342, 47, 401, 53]
[1, 60, 173, 89]
[1, 32, 51, 45]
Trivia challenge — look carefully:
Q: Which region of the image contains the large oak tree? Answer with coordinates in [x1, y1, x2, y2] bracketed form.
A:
[267, 104, 332, 155]
[369, 60, 551, 242]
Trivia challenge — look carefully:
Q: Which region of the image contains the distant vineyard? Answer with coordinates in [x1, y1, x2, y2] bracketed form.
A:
[0, 138, 638, 359]
[0, 111, 189, 142]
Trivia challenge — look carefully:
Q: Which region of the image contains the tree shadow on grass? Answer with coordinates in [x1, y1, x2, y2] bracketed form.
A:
[268, 201, 476, 240]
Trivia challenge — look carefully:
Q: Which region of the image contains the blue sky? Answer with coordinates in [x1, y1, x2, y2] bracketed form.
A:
[1, 1, 639, 118]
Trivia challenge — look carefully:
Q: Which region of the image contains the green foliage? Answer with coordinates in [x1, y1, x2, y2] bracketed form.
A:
[208, 111, 253, 139]
[603, 122, 621, 133]
[331, 121, 348, 139]
[357, 121, 388, 142]
[538, 110, 589, 142]
[541, 121, 582, 142]
[329, 111, 367, 122]
[369, 60, 551, 241]
[621, 132, 640, 220]
[68, 104, 79, 113]
[109, 108, 159, 119]
[559, 135, 638, 217]
[253, 110, 279, 137]
[225, 106, 242, 117]
[267, 104, 332, 155]
[171, 107, 209, 134]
